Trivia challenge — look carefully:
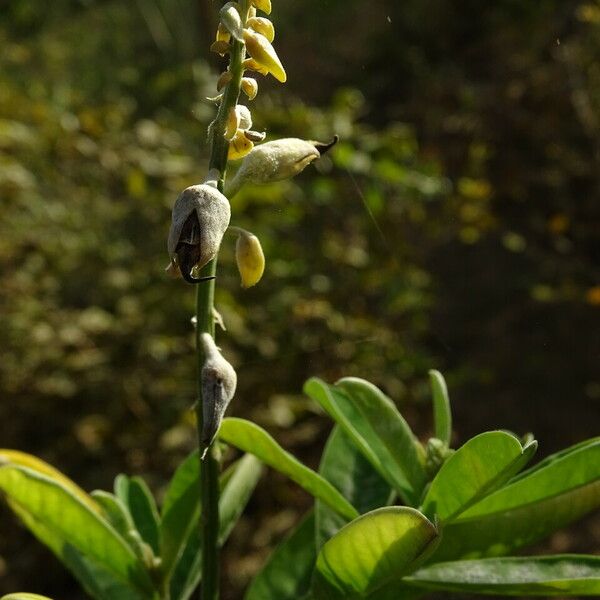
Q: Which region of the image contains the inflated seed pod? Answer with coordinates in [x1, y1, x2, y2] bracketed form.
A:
[200, 333, 237, 455]
[167, 180, 231, 284]
[225, 136, 338, 197]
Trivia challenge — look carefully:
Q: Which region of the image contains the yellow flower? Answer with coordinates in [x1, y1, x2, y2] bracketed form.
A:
[228, 130, 254, 160]
[243, 29, 286, 83]
[242, 58, 270, 77]
[241, 77, 259, 100]
[235, 230, 265, 288]
[251, 0, 271, 15]
[246, 17, 275, 42]
[215, 23, 231, 43]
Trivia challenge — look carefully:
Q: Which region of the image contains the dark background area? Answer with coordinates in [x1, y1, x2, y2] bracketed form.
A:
[0, 0, 598, 598]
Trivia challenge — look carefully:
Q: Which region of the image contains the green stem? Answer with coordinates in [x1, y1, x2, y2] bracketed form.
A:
[195, 3, 249, 599]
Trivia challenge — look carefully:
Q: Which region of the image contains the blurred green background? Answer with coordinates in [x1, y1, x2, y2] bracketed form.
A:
[1, 0, 599, 598]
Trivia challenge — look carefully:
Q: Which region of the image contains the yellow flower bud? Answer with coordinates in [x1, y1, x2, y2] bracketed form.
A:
[248, 6, 257, 18]
[228, 129, 254, 160]
[235, 230, 265, 288]
[241, 77, 259, 100]
[251, 0, 271, 15]
[246, 17, 275, 42]
[243, 29, 286, 83]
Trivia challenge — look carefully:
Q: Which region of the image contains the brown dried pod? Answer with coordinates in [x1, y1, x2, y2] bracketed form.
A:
[167, 181, 230, 284]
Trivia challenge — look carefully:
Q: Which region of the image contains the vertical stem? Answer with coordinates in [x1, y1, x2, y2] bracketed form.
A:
[194, 2, 249, 599]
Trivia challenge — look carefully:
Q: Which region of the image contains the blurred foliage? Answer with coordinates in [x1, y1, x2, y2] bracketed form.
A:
[0, 0, 599, 598]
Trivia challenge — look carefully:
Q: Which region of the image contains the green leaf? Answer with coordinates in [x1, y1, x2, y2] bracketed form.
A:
[312, 507, 439, 599]
[0, 466, 152, 598]
[91, 490, 136, 543]
[113, 475, 160, 556]
[406, 555, 600, 596]
[316, 426, 393, 548]
[304, 377, 426, 505]
[218, 418, 358, 521]
[245, 512, 317, 600]
[421, 431, 536, 523]
[428, 370, 452, 444]
[127, 478, 161, 555]
[168, 455, 264, 600]
[432, 438, 600, 560]
[0, 449, 99, 513]
[218, 454, 263, 545]
[1, 595, 55, 600]
[160, 451, 202, 582]
[11, 501, 147, 600]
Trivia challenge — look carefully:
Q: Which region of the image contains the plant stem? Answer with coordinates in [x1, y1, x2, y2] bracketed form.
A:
[194, 3, 248, 599]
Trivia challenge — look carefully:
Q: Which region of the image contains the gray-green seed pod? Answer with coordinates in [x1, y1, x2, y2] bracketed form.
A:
[200, 333, 237, 456]
[225, 136, 338, 197]
[167, 181, 230, 284]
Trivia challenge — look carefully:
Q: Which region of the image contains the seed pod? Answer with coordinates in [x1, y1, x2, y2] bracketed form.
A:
[167, 182, 231, 284]
[200, 333, 237, 455]
[235, 230, 265, 288]
[225, 136, 338, 197]
[243, 29, 286, 83]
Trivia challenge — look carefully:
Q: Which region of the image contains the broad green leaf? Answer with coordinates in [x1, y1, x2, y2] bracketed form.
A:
[91, 490, 136, 544]
[1, 595, 55, 600]
[127, 477, 160, 555]
[0, 449, 99, 513]
[428, 370, 452, 445]
[316, 426, 393, 548]
[304, 377, 426, 505]
[219, 418, 358, 521]
[432, 438, 600, 560]
[0, 466, 152, 598]
[218, 454, 263, 545]
[406, 555, 600, 596]
[245, 512, 316, 600]
[113, 475, 160, 556]
[160, 451, 202, 581]
[169, 455, 264, 600]
[10, 500, 147, 600]
[312, 507, 439, 599]
[421, 431, 536, 523]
